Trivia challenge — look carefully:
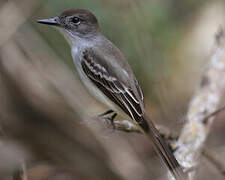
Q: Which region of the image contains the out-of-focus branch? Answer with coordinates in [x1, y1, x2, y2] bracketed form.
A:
[168, 28, 225, 180]
[0, 0, 39, 46]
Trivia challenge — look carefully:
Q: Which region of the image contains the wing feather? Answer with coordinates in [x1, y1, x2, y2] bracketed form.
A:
[81, 50, 144, 120]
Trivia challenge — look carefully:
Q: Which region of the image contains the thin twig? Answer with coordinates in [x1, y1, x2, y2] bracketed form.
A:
[202, 105, 225, 124]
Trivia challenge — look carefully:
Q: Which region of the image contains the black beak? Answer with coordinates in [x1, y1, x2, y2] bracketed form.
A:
[36, 18, 60, 26]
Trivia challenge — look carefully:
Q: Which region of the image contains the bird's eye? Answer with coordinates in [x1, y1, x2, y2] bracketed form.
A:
[71, 17, 80, 24]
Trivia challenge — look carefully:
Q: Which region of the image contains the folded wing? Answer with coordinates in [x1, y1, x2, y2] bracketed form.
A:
[81, 49, 145, 124]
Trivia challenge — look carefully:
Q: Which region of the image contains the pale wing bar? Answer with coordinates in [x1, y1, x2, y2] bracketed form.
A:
[82, 51, 144, 121]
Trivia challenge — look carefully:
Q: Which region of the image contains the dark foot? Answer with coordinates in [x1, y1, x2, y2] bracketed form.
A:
[98, 110, 117, 130]
[106, 113, 117, 130]
[98, 109, 114, 117]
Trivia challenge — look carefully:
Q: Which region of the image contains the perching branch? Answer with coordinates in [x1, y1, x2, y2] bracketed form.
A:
[98, 116, 142, 133]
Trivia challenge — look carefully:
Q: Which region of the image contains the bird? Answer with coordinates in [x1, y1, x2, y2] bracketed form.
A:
[37, 8, 186, 179]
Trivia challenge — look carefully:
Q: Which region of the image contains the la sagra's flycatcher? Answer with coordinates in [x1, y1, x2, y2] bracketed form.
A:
[37, 9, 185, 179]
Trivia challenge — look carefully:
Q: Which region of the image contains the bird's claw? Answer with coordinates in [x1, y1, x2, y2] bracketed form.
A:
[98, 110, 117, 130]
[105, 113, 117, 130]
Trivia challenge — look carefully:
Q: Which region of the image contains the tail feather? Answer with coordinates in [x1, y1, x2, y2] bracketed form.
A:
[139, 115, 187, 180]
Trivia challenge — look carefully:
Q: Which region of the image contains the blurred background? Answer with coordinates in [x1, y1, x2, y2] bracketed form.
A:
[0, 0, 225, 179]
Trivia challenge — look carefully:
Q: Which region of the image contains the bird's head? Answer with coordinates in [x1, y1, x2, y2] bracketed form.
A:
[37, 9, 100, 40]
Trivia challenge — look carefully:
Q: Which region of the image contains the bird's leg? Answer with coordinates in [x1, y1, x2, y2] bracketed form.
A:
[98, 109, 114, 117]
[105, 113, 117, 130]
[98, 110, 117, 130]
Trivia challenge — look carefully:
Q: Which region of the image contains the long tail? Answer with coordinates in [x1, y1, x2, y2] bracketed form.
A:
[138, 114, 187, 180]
